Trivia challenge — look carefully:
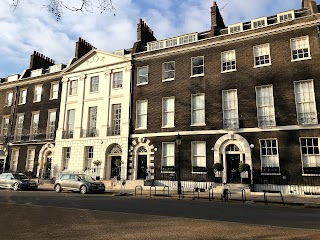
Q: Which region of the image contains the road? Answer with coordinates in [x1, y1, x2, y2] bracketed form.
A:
[0, 190, 320, 239]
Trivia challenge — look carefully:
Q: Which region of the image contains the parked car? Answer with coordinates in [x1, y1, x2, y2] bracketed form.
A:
[0, 173, 38, 191]
[54, 174, 105, 194]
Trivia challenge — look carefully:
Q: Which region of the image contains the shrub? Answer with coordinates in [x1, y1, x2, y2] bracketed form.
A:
[213, 162, 224, 171]
[238, 163, 250, 172]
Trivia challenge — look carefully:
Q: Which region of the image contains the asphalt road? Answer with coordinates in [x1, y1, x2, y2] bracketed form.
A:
[0, 190, 320, 240]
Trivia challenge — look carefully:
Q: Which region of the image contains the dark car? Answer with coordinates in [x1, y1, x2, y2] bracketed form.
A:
[0, 173, 38, 191]
[54, 174, 105, 194]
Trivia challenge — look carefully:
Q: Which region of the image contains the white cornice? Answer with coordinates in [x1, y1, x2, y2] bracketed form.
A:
[131, 124, 320, 138]
[134, 14, 320, 61]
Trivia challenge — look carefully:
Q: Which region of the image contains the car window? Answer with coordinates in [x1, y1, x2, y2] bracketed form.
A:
[70, 175, 78, 180]
[13, 174, 29, 180]
[78, 174, 95, 181]
[60, 174, 70, 180]
[0, 174, 7, 179]
[6, 174, 13, 180]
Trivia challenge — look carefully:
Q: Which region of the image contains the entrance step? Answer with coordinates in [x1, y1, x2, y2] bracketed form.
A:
[103, 180, 145, 190]
[213, 183, 251, 194]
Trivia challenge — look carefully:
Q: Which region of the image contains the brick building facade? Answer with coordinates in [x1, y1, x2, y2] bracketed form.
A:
[129, 0, 320, 193]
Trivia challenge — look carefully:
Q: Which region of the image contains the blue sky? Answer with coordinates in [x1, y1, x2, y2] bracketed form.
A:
[0, 0, 307, 77]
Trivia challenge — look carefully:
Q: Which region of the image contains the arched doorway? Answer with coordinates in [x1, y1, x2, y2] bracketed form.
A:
[213, 134, 253, 184]
[136, 146, 148, 179]
[105, 144, 122, 179]
[44, 152, 53, 179]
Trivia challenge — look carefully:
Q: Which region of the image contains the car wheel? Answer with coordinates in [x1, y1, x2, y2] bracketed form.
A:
[55, 184, 62, 193]
[13, 182, 19, 191]
[80, 185, 87, 194]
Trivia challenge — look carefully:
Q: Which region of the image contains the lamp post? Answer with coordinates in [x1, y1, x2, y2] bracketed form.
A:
[175, 134, 182, 196]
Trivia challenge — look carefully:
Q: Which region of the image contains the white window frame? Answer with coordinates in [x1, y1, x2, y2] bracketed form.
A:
[228, 23, 243, 34]
[85, 146, 94, 170]
[162, 97, 175, 128]
[26, 148, 35, 172]
[113, 72, 123, 89]
[137, 66, 149, 85]
[47, 109, 57, 139]
[191, 56, 204, 77]
[300, 138, 320, 176]
[5, 92, 13, 106]
[253, 43, 271, 68]
[69, 80, 78, 95]
[259, 139, 280, 175]
[50, 82, 59, 100]
[10, 148, 19, 172]
[222, 89, 239, 129]
[90, 76, 99, 92]
[255, 85, 276, 128]
[162, 61, 175, 81]
[136, 100, 148, 129]
[191, 141, 207, 173]
[30, 112, 40, 140]
[277, 10, 295, 23]
[63, 147, 70, 170]
[294, 80, 317, 125]
[19, 88, 27, 105]
[66, 109, 75, 135]
[15, 114, 24, 141]
[161, 142, 175, 173]
[1, 117, 10, 136]
[290, 36, 311, 62]
[221, 50, 236, 73]
[111, 104, 121, 135]
[251, 17, 267, 29]
[191, 94, 205, 126]
[33, 85, 42, 102]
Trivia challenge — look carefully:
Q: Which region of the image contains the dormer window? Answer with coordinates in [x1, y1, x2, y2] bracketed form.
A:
[277, 10, 295, 23]
[49, 64, 63, 73]
[228, 23, 243, 34]
[30, 69, 43, 77]
[251, 17, 267, 29]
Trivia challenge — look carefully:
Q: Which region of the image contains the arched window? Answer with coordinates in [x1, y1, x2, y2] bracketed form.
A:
[109, 144, 122, 154]
[138, 146, 147, 153]
[226, 144, 239, 151]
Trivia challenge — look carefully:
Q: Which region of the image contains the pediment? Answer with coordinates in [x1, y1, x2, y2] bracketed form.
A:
[65, 50, 131, 73]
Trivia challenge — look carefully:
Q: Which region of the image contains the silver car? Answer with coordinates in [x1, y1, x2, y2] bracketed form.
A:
[54, 174, 105, 194]
[0, 173, 38, 191]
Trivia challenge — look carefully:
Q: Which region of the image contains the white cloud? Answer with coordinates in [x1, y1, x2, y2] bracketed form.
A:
[0, 0, 312, 77]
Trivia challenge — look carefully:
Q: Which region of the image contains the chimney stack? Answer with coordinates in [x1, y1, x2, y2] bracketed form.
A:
[29, 51, 55, 70]
[302, 0, 318, 13]
[75, 37, 96, 59]
[210, 1, 225, 37]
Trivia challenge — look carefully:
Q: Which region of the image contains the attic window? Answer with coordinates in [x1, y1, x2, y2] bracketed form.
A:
[251, 17, 267, 29]
[228, 23, 243, 34]
[30, 69, 43, 77]
[277, 10, 295, 23]
[49, 64, 63, 73]
[7, 74, 19, 82]
[147, 33, 198, 51]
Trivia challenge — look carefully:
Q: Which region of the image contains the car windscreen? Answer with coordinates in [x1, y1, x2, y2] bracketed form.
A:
[13, 174, 29, 180]
[78, 175, 95, 181]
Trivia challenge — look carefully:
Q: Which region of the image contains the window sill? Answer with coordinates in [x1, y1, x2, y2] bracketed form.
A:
[161, 171, 175, 174]
[302, 174, 320, 177]
[162, 126, 175, 129]
[191, 172, 207, 175]
[162, 78, 174, 82]
[49, 98, 58, 100]
[261, 173, 281, 176]
[112, 87, 123, 90]
[258, 124, 276, 128]
[254, 63, 272, 68]
[298, 121, 319, 126]
[190, 74, 204, 78]
[137, 82, 148, 86]
[291, 57, 311, 62]
[68, 94, 78, 97]
[135, 128, 147, 130]
[18, 103, 26, 105]
[221, 69, 237, 74]
[89, 91, 99, 94]
[33, 101, 41, 103]
[190, 124, 206, 127]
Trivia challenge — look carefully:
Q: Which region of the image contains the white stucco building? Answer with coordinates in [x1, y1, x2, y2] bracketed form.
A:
[53, 49, 132, 180]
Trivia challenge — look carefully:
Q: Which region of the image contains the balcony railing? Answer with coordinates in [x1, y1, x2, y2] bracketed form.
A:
[258, 116, 276, 127]
[0, 135, 9, 144]
[62, 130, 74, 139]
[107, 127, 120, 136]
[298, 112, 318, 125]
[12, 132, 50, 143]
[81, 129, 98, 138]
[223, 118, 239, 129]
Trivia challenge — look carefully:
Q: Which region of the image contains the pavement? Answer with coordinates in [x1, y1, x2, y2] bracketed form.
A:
[37, 183, 320, 207]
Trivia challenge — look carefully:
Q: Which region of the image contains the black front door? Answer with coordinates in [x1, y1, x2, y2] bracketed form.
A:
[111, 156, 121, 178]
[0, 159, 4, 173]
[44, 157, 52, 179]
[226, 154, 241, 183]
[137, 155, 147, 179]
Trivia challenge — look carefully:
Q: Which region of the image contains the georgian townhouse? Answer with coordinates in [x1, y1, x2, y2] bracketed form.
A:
[129, 0, 320, 194]
[53, 45, 132, 181]
[0, 51, 64, 178]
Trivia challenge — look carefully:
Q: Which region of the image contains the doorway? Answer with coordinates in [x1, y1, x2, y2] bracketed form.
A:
[226, 154, 241, 183]
[44, 157, 52, 179]
[137, 155, 147, 179]
[110, 156, 121, 178]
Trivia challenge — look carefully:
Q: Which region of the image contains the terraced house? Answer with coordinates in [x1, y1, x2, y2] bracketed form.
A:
[129, 0, 320, 194]
[0, 51, 64, 179]
[53, 38, 132, 181]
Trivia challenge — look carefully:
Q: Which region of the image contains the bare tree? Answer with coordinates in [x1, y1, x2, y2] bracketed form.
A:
[12, 0, 116, 20]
